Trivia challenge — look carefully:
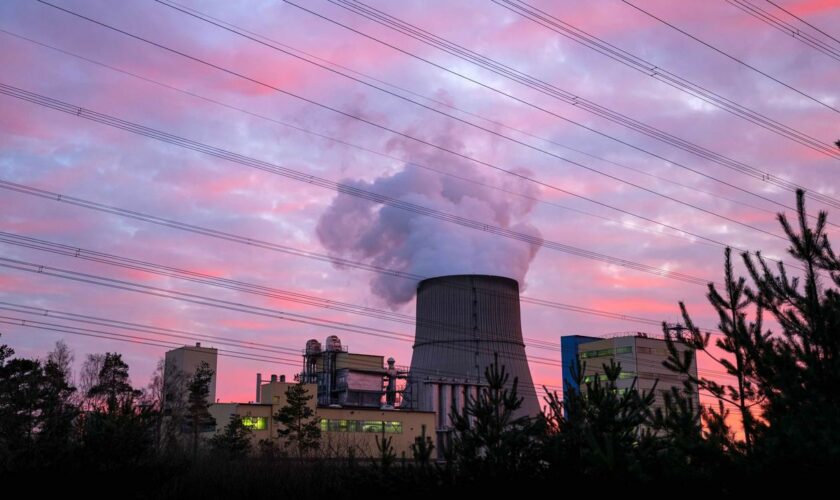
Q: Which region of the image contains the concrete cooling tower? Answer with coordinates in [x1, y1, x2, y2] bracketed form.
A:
[406, 275, 540, 423]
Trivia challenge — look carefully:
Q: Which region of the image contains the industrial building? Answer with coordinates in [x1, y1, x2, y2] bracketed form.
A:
[164, 342, 219, 408]
[299, 335, 406, 409]
[164, 339, 435, 459]
[404, 275, 540, 454]
[211, 378, 435, 459]
[560, 333, 700, 415]
[164, 274, 542, 459]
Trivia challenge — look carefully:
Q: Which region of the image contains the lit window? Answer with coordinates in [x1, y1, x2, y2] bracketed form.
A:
[241, 416, 267, 430]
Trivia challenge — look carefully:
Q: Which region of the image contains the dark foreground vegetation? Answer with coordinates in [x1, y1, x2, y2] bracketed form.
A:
[2, 188, 839, 496]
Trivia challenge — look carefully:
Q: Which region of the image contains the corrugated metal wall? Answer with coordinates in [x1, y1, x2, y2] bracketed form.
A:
[406, 275, 540, 419]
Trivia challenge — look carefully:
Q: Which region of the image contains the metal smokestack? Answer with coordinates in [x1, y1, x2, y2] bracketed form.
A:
[408, 274, 540, 418]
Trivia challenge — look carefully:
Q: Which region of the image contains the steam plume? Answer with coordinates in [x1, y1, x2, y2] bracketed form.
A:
[316, 139, 542, 308]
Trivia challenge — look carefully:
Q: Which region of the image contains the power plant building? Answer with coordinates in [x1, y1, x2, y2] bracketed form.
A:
[164, 342, 219, 406]
[300, 335, 404, 408]
[561, 333, 700, 414]
[164, 273, 543, 459]
[163, 339, 435, 459]
[405, 275, 540, 451]
[211, 379, 435, 459]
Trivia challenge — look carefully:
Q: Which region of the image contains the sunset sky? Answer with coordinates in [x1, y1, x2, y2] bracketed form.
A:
[1, 0, 838, 412]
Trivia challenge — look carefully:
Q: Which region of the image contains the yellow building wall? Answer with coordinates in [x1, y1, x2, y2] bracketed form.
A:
[315, 407, 435, 460]
[208, 403, 274, 449]
[213, 382, 435, 460]
[260, 381, 317, 410]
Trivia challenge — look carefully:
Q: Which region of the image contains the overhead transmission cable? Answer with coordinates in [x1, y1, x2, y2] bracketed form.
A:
[0, 257, 578, 401]
[766, 0, 840, 46]
[33, 0, 797, 242]
[0, 307, 569, 393]
[0, 316, 566, 400]
[56, 7, 775, 218]
[0, 82, 717, 287]
[726, 0, 840, 63]
[0, 29, 804, 266]
[0, 230, 569, 361]
[620, 0, 840, 114]
[0, 301, 735, 391]
[242, 3, 840, 229]
[0, 178, 773, 333]
[3, 232, 738, 379]
[291, 0, 840, 206]
[487, 0, 840, 148]
[0, 250, 740, 386]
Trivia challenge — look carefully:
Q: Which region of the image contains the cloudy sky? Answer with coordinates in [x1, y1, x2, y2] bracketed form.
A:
[1, 0, 838, 411]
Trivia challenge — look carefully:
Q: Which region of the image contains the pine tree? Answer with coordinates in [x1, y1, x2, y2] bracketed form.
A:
[375, 431, 396, 471]
[449, 352, 540, 480]
[740, 189, 840, 471]
[209, 413, 252, 459]
[674, 188, 840, 473]
[87, 352, 141, 414]
[410, 424, 435, 466]
[541, 357, 656, 480]
[273, 382, 320, 458]
[661, 248, 764, 456]
[185, 361, 215, 459]
[80, 352, 153, 468]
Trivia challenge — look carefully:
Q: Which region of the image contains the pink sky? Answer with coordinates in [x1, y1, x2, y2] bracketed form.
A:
[1, 0, 838, 417]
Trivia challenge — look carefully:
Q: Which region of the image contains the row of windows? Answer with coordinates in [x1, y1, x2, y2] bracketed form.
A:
[636, 346, 670, 357]
[582, 372, 637, 383]
[319, 419, 403, 434]
[579, 346, 633, 359]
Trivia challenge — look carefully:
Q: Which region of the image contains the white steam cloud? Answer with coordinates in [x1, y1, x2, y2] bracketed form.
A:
[316, 140, 543, 308]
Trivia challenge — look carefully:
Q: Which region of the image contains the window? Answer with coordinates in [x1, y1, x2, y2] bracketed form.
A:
[583, 372, 637, 383]
[580, 348, 615, 359]
[319, 418, 403, 433]
[241, 416, 267, 430]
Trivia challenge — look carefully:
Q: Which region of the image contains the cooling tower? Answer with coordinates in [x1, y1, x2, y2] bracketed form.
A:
[407, 275, 540, 419]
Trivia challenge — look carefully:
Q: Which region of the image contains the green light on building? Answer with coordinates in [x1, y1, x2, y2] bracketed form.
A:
[241, 416, 267, 430]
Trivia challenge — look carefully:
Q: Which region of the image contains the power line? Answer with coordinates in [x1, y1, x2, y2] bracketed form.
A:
[0, 316, 304, 367]
[6, 231, 739, 378]
[0, 303, 563, 387]
[276, 0, 840, 219]
[726, 0, 840, 63]
[3, 30, 810, 281]
[0, 230, 571, 365]
[0, 303, 569, 392]
[487, 0, 840, 153]
[0, 82, 717, 287]
[0, 31, 743, 256]
[0, 254, 570, 372]
[0, 251, 739, 387]
[0, 316, 568, 400]
[0, 301, 737, 392]
[0, 313, 565, 400]
[766, 0, 840, 46]
[295, 0, 840, 201]
[621, 0, 840, 113]
[0, 300, 305, 357]
[11, 313, 744, 411]
[0, 178, 723, 334]
[30, 1, 799, 245]
[84, 7, 778, 218]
